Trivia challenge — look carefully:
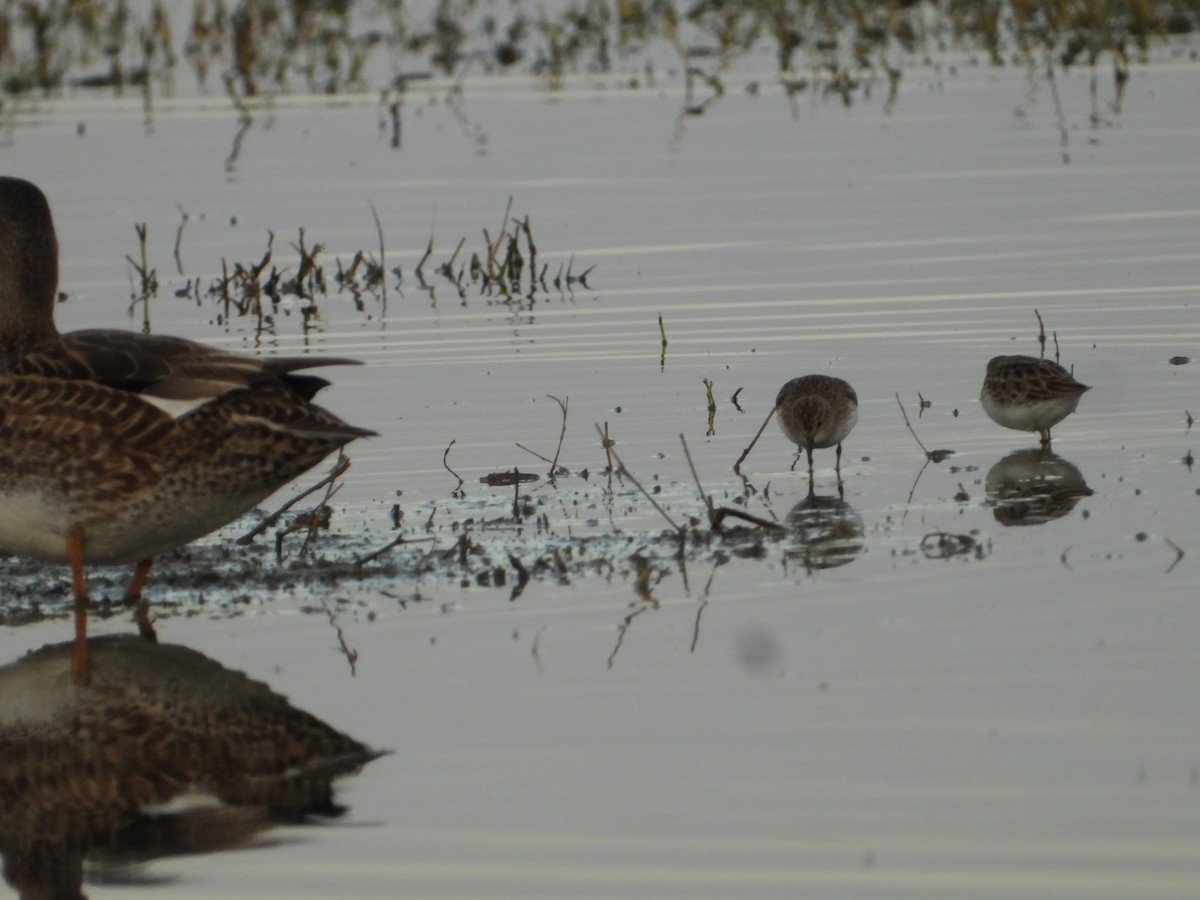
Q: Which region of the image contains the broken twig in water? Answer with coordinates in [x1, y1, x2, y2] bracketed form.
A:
[681, 433, 781, 531]
[515, 442, 566, 474]
[173, 206, 188, 275]
[126, 222, 156, 333]
[357, 532, 421, 565]
[733, 403, 777, 474]
[320, 597, 359, 676]
[547, 394, 569, 478]
[443, 439, 465, 495]
[1164, 536, 1185, 574]
[710, 504, 782, 530]
[595, 423, 682, 534]
[680, 433, 716, 524]
[482, 470, 538, 487]
[370, 201, 386, 306]
[921, 531, 982, 560]
[507, 553, 531, 601]
[513, 393, 568, 480]
[297, 450, 346, 557]
[703, 379, 716, 435]
[895, 393, 953, 463]
[415, 233, 433, 285]
[237, 454, 351, 544]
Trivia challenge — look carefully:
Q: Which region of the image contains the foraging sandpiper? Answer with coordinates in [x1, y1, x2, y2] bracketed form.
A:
[776, 374, 858, 479]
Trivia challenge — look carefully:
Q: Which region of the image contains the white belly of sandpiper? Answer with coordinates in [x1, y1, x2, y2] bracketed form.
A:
[980, 392, 1082, 432]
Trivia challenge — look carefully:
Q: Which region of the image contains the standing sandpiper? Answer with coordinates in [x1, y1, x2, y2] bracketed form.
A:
[980, 355, 1089, 447]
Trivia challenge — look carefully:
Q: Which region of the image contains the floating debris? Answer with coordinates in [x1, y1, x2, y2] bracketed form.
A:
[920, 531, 987, 561]
[482, 471, 539, 487]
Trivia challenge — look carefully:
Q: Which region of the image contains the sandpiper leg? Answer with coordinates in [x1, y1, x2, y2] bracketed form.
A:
[1039, 428, 1051, 448]
[66, 528, 90, 683]
[124, 558, 157, 643]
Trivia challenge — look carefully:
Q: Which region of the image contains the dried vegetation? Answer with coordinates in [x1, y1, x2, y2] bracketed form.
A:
[1, 0, 1195, 111]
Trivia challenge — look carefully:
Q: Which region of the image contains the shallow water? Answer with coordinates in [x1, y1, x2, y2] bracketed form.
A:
[3, 44, 1200, 898]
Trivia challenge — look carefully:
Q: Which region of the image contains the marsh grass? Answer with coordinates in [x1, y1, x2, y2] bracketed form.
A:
[126, 222, 157, 333]
[157, 198, 591, 339]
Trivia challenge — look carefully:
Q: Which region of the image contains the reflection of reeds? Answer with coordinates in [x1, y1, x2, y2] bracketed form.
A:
[4, 0, 1190, 115]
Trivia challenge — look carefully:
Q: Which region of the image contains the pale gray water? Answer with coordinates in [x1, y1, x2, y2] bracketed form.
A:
[2, 39, 1200, 898]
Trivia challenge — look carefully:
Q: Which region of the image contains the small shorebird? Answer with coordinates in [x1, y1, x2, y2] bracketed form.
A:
[776, 374, 858, 479]
[979, 355, 1089, 447]
[0, 176, 375, 681]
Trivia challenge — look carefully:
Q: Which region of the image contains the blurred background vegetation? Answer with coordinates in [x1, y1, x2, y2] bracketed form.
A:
[0, 0, 1196, 101]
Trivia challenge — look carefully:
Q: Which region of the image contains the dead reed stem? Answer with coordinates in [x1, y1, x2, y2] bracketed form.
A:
[594, 423, 682, 534]
[173, 206, 188, 275]
[895, 392, 933, 459]
[298, 449, 347, 556]
[370, 201, 386, 307]
[319, 598, 359, 676]
[126, 222, 155, 333]
[443, 439, 465, 494]
[547, 394, 568, 478]
[680, 433, 715, 523]
[236, 453, 351, 544]
[733, 405, 777, 474]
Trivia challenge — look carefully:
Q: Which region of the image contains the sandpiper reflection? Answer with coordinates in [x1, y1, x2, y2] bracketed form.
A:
[784, 491, 865, 571]
[0, 635, 383, 899]
[985, 448, 1093, 526]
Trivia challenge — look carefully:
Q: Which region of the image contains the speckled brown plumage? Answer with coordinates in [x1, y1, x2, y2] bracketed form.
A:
[979, 355, 1090, 447]
[0, 636, 383, 895]
[775, 374, 858, 480]
[0, 176, 375, 681]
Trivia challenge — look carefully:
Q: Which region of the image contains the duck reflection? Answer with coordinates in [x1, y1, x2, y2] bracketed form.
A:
[784, 491, 865, 571]
[985, 448, 1093, 526]
[0, 635, 383, 898]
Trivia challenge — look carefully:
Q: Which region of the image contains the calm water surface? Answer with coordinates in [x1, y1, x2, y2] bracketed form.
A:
[2, 49, 1200, 897]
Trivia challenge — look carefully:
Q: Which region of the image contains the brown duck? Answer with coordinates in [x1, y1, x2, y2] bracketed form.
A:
[0, 176, 375, 680]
